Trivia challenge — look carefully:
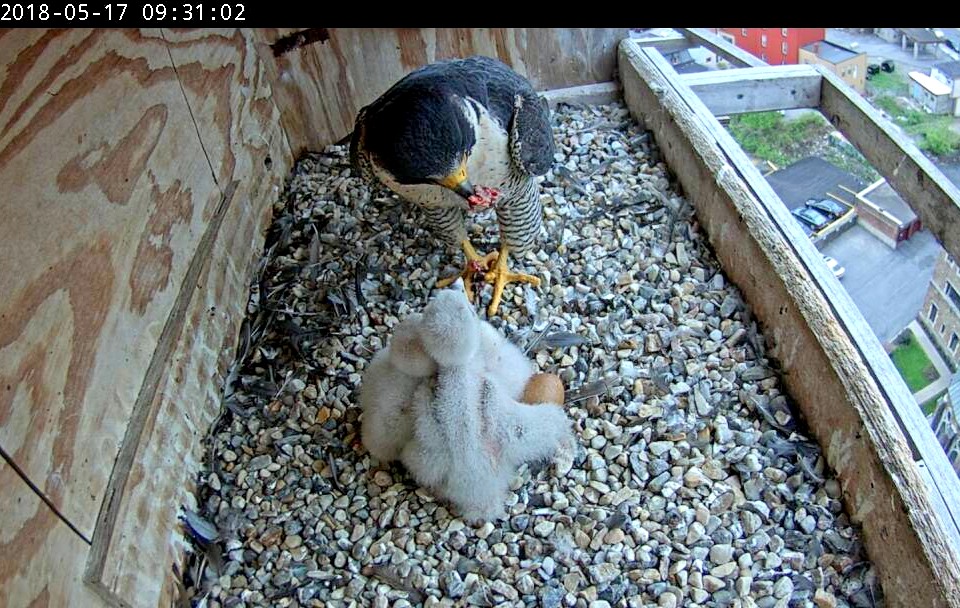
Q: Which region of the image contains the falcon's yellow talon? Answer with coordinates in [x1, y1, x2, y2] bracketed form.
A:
[436, 239, 492, 302]
[484, 245, 540, 316]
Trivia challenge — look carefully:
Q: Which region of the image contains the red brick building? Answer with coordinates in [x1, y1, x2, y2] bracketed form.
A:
[718, 28, 826, 64]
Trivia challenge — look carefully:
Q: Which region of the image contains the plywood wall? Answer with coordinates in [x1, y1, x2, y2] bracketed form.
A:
[0, 27, 625, 607]
[0, 28, 291, 608]
[255, 27, 629, 156]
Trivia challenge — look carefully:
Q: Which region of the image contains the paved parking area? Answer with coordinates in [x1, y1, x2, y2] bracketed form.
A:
[820, 225, 941, 344]
[827, 29, 949, 73]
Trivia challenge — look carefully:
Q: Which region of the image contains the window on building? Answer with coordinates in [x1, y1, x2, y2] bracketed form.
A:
[943, 324, 948, 334]
[781, 28, 788, 36]
[782, 41, 788, 55]
[761, 34, 768, 47]
[741, 28, 747, 37]
[930, 302, 940, 323]
[761, 52, 768, 61]
[951, 333, 960, 351]
[946, 281, 960, 310]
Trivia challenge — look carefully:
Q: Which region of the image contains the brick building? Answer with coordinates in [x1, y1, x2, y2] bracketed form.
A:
[718, 28, 825, 65]
[921, 250, 960, 366]
[855, 179, 922, 249]
[929, 373, 960, 477]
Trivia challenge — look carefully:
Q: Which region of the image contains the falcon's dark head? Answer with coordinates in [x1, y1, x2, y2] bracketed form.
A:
[359, 87, 478, 199]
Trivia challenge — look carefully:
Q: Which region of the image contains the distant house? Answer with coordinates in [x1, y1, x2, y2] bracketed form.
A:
[855, 179, 922, 248]
[718, 28, 825, 65]
[798, 40, 867, 93]
[929, 371, 960, 476]
[931, 60, 960, 116]
[909, 71, 954, 114]
[921, 251, 960, 366]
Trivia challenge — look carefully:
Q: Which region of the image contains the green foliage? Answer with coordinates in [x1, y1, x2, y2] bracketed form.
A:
[872, 95, 960, 157]
[922, 390, 946, 415]
[727, 111, 831, 166]
[866, 71, 908, 97]
[889, 331, 939, 393]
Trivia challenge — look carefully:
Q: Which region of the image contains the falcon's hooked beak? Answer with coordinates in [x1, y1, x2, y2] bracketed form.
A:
[438, 159, 474, 200]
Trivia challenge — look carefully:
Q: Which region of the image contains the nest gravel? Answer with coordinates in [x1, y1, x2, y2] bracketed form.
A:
[181, 100, 880, 608]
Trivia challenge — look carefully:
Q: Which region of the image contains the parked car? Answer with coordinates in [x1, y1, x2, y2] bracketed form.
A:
[793, 216, 814, 236]
[823, 255, 845, 279]
[791, 207, 832, 232]
[805, 198, 848, 220]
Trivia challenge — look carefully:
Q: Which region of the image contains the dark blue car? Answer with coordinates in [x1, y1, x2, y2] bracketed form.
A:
[805, 198, 848, 220]
[791, 207, 831, 232]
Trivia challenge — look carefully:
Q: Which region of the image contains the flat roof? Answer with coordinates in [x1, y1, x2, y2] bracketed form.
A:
[800, 40, 861, 64]
[899, 28, 942, 44]
[860, 180, 918, 224]
[910, 70, 952, 96]
[934, 60, 960, 79]
[765, 156, 865, 210]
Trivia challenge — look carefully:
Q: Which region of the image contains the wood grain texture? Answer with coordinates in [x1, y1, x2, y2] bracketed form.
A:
[620, 40, 960, 607]
[253, 28, 628, 156]
[0, 460, 103, 608]
[86, 29, 292, 606]
[0, 28, 223, 538]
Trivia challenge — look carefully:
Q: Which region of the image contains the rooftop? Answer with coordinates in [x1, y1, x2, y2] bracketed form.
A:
[860, 179, 919, 224]
[900, 28, 943, 44]
[910, 70, 953, 96]
[934, 60, 960, 79]
[800, 40, 861, 64]
[765, 156, 865, 210]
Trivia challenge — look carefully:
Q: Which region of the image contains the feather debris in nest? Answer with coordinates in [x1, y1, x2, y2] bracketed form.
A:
[564, 377, 613, 406]
[360, 564, 425, 604]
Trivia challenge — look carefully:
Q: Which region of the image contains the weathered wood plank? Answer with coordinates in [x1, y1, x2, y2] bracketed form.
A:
[0, 459, 105, 608]
[680, 27, 767, 68]
[0, 28, 223, 538]
[626, 30, 692, 54]
[620, 39, 960, 607]
[85, 28, 292, 607]
[818, 65, 960, 266]
[681, 65, 822, 115]
[541, 81, 621, 109]
[254, 28, 628, 155]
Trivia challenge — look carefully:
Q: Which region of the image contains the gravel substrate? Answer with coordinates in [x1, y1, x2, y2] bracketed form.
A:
[181, 100, 881, 608]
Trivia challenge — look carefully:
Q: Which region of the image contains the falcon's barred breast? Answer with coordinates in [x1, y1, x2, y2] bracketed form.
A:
[350, 56, 557, 315]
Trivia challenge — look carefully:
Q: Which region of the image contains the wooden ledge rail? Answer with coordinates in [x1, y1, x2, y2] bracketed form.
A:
[680, 65, 823, 116]
[619, 38, 960, 608]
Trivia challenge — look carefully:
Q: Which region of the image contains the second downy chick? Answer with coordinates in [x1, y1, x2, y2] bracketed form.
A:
[400, 288, 573, 522]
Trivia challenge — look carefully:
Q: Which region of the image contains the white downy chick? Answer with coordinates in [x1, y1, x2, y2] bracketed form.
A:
[478, 321, 534, 401]
[400, 288, 573, 522]
[358, 313, 436, 463]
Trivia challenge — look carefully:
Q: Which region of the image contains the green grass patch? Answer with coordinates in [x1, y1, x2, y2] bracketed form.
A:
[727, 111, 831, 166]
[872, 95, 960, 156]
[889, 331, 939, 393]
[922, 389, 947, 416]
[866, 70, 908, 97]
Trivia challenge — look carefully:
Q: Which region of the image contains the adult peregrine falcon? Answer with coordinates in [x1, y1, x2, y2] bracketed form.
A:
[350, 55, 556, 315]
